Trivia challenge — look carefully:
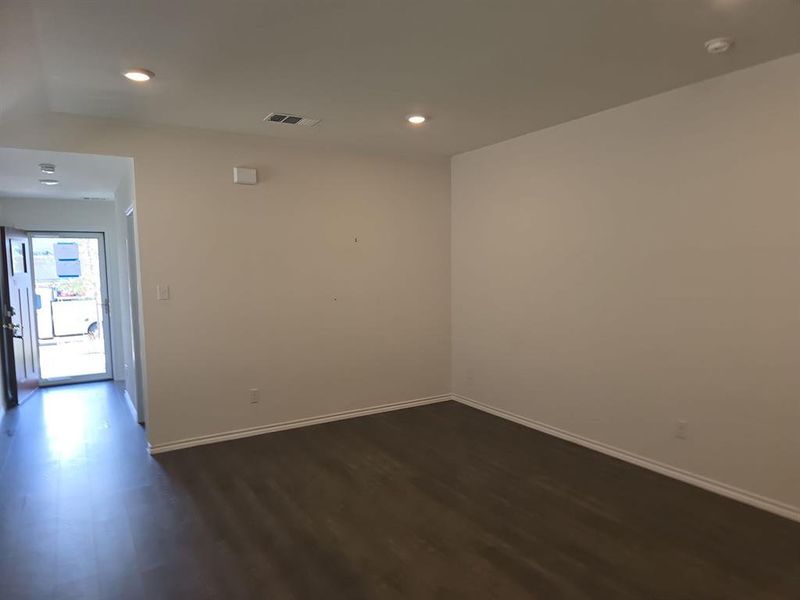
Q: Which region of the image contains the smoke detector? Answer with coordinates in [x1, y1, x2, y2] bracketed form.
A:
[263, 112, 320, 127]
[705, 37, 733, 54]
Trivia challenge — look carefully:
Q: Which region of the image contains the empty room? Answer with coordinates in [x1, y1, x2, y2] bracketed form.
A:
[0, 0, 798, 598]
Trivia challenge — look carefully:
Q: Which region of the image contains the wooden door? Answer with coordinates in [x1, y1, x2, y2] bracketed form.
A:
[1, 227, 39, 407]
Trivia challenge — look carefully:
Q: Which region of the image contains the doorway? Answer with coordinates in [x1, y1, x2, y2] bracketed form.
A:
[30, 232, 113, 384]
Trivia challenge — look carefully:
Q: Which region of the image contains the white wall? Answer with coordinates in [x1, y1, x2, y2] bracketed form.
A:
[0, 117, 452, 447]
[0, 196, 130, 384]
[452, 54, 800, 512]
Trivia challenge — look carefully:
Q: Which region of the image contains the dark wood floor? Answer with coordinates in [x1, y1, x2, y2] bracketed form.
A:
[0, 383, 798, 599]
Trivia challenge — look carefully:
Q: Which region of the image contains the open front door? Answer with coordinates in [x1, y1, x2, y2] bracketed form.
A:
[1, 227, 39, 408]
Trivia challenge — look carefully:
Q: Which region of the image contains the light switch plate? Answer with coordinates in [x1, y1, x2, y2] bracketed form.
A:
[156, 284, 170, 301]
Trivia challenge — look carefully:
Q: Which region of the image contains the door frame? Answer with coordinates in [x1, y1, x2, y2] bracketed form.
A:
[29, 231, 115, 386]
[125, 206, 146, 423]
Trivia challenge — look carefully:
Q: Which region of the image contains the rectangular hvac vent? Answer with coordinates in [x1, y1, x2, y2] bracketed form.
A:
[263, 112, 320, 127]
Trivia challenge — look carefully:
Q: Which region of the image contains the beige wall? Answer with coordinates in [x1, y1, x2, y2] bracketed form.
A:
[452, 55, 800, 511]
[0, 115, 451, 446]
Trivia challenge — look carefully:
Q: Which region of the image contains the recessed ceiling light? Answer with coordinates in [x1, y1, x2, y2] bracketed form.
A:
[705, 37, 733, 54]
[123, 68, 155, 82]
[39, 179, 59, 186]
[39, 163, 56, 174]
[406, 114, 427, 125]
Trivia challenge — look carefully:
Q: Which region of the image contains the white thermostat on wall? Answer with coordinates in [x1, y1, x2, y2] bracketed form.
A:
[233, 166, 257, 185]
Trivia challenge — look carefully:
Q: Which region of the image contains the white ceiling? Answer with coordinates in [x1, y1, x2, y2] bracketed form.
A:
[0, 148, 131, 201]
[7, 0, 800, 155]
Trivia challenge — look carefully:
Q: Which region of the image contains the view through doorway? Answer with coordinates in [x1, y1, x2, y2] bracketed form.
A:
[32, 232, 113, 384]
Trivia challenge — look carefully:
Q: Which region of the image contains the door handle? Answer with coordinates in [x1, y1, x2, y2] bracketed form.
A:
[3, 322, 22, 338]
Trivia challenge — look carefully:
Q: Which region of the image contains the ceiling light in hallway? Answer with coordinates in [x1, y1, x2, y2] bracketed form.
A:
[406, 115, 427, 125]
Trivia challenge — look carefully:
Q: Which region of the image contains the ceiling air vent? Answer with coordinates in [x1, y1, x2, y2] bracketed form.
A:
[263, 112, 320, 127]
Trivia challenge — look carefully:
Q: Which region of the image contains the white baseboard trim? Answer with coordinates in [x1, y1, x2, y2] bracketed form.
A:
[122, 388, 138, 422]
[452, 393, 800, 523]
[148, 393, 450, 455]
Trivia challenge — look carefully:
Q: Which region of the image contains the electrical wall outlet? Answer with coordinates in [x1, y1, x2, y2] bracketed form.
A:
[675, 420, 688, 440]
[249, 388, 260, 404]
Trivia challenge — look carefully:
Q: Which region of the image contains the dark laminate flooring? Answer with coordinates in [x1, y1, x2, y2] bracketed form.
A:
[0, 382, 798, 599]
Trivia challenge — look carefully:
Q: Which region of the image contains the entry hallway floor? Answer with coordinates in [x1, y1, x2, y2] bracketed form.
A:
[0, 383, 798, 599]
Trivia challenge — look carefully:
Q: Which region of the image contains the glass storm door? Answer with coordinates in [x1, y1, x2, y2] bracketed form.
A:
[31, 232, 113, 384]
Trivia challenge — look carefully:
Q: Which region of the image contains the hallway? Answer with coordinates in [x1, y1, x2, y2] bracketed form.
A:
[0, 383, 151, 599]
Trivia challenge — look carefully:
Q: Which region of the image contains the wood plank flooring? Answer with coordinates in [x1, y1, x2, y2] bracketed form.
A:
[0, 382, 798, 599]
